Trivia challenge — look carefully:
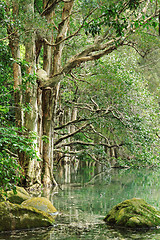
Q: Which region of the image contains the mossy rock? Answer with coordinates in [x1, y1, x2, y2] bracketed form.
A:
[0, 201, 55, 231]
[21, 197, 58, 217]
[7, 186, 30, 204]
[15, 186, 30, 196]
[104, 198, 160, 228]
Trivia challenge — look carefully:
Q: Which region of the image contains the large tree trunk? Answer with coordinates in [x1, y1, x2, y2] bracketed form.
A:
[41, 0, 74, 185]
[23, 0, 41, 186]
[42, 88, 54, 185]
[42, 0, 55, 186]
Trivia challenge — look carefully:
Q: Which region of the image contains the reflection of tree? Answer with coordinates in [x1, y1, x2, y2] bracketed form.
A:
[84, 171, 110, 186]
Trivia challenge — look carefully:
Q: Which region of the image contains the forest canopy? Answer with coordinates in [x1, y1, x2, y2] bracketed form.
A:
[0, 0, 160, 191]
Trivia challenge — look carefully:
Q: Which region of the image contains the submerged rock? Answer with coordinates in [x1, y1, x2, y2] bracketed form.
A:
[0, 201, 55, 231]
[104, 198, 160, 228]
[7, 186, 30, 204]
[21, 197, 58, 217]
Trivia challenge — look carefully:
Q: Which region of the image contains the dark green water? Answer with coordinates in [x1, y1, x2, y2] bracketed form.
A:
[1, 166, 160, 239]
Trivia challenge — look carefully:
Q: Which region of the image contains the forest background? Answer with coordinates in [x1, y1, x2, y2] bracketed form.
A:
[1, 0, 160, 193]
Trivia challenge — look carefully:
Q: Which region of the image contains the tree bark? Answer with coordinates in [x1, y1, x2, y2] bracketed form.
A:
[41, 0, 74, 185]
[23, 0, 41, 185]
[41, 0, 55, 186]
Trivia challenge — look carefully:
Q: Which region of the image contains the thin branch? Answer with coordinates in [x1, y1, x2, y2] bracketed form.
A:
[5, 149, 18, 158]
[34, 0, 41, 14]
[156, 133, 160, 138]
[70, 73, 92, 85]
[72, 104, 94, 112]
[110, 109, 127, 126]
[87, 153, 109, 167]
[123, 42, 146, 58]
[138, 56, 160, 69]
[72, 102, 112, 115]
[89, 124, 110, 143]
[91, 97, 100, 111]
[81, 130, 94, 141]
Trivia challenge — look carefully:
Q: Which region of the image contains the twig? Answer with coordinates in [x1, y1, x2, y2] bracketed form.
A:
[5, 149, 18, 158]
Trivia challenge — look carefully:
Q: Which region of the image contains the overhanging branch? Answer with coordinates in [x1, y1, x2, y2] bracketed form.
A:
[54, 123, 90, 145]
[54, 117, 89, 130]
[56, 140, 124, 149]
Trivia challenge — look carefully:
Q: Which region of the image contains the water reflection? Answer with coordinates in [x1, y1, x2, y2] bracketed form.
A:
[1, 166, 160, 239]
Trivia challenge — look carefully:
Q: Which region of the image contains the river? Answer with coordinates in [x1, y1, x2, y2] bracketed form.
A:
[1, 164, 160, 239]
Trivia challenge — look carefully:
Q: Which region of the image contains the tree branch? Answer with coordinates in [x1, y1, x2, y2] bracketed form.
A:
[41, 0, 61, 16]
[54, 123, 90, 145]
[87, 153, 109, 167]
[54, 117, 89, 130]
[54, 149, 83, 154]
[42, 6, 99, 47]
[56, 140, 124, 149]
[5, 149, 18, 158]
[70, 73, 92, 85]
[89, 124, 110, 143]
[38, 4, 160, 88]
[123, 41, 146, 58]
[72, 102, 112, 116]
[91, 97, 100, 111]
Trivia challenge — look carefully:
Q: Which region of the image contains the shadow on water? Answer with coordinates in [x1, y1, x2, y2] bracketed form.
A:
[1, 165, 160, 239]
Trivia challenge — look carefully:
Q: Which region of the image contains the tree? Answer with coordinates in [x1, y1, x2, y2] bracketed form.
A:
[1, 0, 160, 186]
[0, 40, 40, 193]
[54, 48, 159, 168]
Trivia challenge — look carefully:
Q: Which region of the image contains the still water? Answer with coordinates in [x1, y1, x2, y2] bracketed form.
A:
[1, 165, 160, 239]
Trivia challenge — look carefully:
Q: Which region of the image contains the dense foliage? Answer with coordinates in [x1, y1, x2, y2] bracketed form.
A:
[58, 47, 160, 167]
[0, 42, 39, 193]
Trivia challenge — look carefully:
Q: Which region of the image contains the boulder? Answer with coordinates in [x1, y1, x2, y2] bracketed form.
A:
[21, 197, 58, 217]
[7, 186, 30, 204]
[104, 198, 160, 228]
[0, 201, 55, 231]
